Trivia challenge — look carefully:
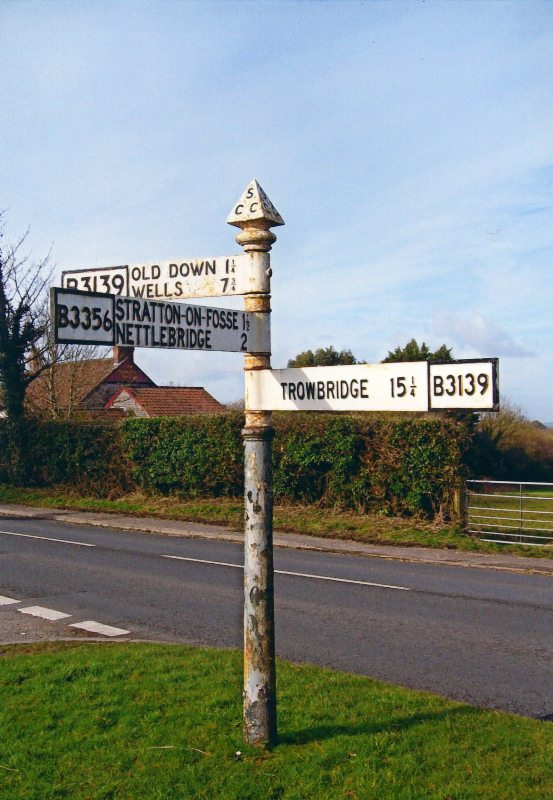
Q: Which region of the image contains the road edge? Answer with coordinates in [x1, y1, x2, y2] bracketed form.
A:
[0, 503, 552, 576]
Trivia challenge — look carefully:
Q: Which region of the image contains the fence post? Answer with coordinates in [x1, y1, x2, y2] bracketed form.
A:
[519, 482, 523, 543]
[228, 181, 284, 747]
[453, 480, 467, 530]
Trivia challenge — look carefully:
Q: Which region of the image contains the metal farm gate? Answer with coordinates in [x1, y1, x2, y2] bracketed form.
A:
[466, 480, 553, 546]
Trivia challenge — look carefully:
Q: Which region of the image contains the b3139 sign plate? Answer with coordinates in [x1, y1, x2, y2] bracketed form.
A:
[246, 360, 499, 412]
[51, 288, 270, 354]
[428, 359, 498, 410]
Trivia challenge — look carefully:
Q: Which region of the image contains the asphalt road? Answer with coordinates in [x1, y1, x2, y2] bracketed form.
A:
[1, 514, 552, 719]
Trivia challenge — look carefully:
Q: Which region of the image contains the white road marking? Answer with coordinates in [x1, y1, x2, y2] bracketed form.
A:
[0, 530, 95, 547]
[163, 555, 242, 569]
[0, 595, 20, 605]
[18, 606, 71, 621]
[161, 555, 410, 591]
[69, 621, 130, 637]
[275, 568, 410, 591]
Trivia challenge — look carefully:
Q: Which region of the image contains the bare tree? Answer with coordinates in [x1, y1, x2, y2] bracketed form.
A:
[30, 334, 109, 419]
[0, 217, 54, 479]
[0, 220, 52, 408]
[478, 400, 527, 448]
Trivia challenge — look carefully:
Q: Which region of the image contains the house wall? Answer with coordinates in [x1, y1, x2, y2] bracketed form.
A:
[109, 392, 148, 417]
[81, 361, 155, 410]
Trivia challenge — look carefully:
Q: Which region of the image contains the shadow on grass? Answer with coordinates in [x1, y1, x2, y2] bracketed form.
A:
[278, 705, 474, 746]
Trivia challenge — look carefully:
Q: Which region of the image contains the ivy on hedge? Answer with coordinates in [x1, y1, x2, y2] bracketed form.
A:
[0, 412, 471, 518]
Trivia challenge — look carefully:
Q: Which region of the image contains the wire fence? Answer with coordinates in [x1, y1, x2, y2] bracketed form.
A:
[466, 480, 553, 547]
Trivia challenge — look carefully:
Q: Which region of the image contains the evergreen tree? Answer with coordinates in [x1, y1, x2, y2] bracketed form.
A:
[383, 338, 452, 363]
[287, 346, 361, 368]
[0, 217, 51, 481]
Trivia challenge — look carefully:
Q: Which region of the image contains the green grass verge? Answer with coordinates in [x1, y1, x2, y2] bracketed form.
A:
[1, 484, 552, 559]
[0, 642, 551, 799]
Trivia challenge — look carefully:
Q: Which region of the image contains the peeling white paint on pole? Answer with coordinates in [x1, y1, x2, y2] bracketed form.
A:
[242, 425, 277, 744]
[229, 179, 283, 747]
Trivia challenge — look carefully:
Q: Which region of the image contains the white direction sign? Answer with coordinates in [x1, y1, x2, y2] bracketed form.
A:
[61, 253, 268, 301]
[246, 363, 429, 413]
[246, 360, 498, 412]
[51, 288, 270, 353]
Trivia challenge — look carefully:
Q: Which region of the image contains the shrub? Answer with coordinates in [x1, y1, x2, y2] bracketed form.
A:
[273, 413, 468, 517]
[0, 419, 132, 495]
[121, 413, 243, 497]
[0, 412, 471, 518]
[468, 403, 553, 482]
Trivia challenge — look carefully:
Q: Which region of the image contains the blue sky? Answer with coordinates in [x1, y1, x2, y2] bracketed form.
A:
[2, 0, 553, 418]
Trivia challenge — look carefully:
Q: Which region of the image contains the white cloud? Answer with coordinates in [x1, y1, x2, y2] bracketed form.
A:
[433, 311, 534, 358]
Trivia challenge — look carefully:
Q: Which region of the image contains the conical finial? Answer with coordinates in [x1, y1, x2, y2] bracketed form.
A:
[227, 179, 284, 228]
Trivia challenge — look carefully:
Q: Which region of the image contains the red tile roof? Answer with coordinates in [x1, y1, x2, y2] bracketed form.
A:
[106, 386, 224, 416]
[26, 357, 153, 414]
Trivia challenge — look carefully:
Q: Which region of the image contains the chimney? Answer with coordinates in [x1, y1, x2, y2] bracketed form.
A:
[113, 346, 134, 365]
[28, 346, 44, 374]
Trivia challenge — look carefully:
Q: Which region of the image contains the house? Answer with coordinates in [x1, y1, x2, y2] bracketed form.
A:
[105, 386, 224, 417]
[25, 346, 224, 418]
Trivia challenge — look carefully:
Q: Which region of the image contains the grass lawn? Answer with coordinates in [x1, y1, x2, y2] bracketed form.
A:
[1, 484, 553, 559]
[0, 642, 551, 799]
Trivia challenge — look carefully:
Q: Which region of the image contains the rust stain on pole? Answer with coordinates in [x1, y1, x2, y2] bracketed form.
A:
[228, 179, 284, 747]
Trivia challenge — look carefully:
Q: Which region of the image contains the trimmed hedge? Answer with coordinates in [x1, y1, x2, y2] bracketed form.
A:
[0, 419, 132, 496]
[0, 413, 471, 518]
[121, 414, 243, 497]
[272, 413, 468, 516]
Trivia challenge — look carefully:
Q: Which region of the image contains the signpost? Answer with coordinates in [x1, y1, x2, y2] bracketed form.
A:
[227, 179, 283, 748]
[246, 359, 499, 413]
[51, 288, 270, 354]
[51, 177, 499, 751]
[54, 180, 283, 747]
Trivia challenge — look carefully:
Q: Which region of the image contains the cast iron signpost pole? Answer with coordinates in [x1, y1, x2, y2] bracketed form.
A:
[227, 181, 284, 747]
[51, 181, 500, 749]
